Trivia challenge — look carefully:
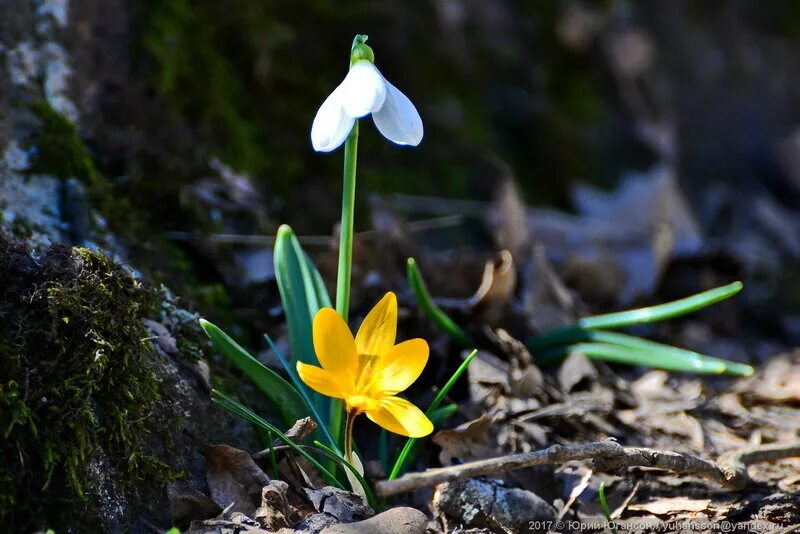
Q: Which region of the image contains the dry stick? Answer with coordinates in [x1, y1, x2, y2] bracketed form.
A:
[374, 439, 800, 497]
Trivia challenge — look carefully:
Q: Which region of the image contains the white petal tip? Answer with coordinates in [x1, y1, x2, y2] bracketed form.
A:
[372, 78, 423, 148]
[310, 83, 355, 153]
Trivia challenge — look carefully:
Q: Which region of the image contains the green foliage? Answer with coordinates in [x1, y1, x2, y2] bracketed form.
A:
[273, 225, 333, 422]
[598, 481, 617, 533]
[199, 319, 308, 426]
[389, 349, 478, 480]
[263, 333, 339, 452]
[528, 282, 753, 375]
[406, 258, 473, 346]
[212, 390, 342, 488]
[274, 225, 332, 367]
[0, 235, 171, 528]
[407, 261, 749, 375]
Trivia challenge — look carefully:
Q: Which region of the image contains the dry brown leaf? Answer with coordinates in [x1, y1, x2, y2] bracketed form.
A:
[469, 250, 516, 325]
[433, 415, 495, 466]
[747, 354, 800, 403]
[205, 444, 271, 515]
[557, 352, 598, 393]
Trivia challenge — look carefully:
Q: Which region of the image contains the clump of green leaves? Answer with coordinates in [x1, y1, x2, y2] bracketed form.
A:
[408, 258, 752, 376]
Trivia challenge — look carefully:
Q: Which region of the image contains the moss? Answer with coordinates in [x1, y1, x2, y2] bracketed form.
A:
[25, 100, 103, 188]
[140, 0, 268, 178]
[0, 233, 172, 529]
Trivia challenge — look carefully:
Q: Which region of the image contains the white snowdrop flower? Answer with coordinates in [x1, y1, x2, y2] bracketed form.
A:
[311, 37, 423, 152]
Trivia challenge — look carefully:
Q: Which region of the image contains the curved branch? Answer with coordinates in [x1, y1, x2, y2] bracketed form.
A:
[374, 439, 800, 497]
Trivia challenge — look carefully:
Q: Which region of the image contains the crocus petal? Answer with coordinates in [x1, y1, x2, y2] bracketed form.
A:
[372, 338, 429, 396]
[296, 362, 346, 399]
[313, 308, 357, 378]
[355, 292, 397, 358]
[341, 60, 387, 118]
[366, 396, 433, 437]
[372, 78, 423, 146]
[311, 83, 356, 152]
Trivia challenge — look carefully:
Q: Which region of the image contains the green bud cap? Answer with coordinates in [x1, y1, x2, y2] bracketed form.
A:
[350, 34, 375, 66]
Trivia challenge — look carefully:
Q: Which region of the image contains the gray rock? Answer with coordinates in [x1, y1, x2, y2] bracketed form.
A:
[304, 486, 373, 523]
[433, 478, 556, 533]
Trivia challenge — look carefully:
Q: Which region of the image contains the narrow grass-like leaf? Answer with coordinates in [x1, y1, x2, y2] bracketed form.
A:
[579, 281, 742, 329]
[598, 481, 617, 533]
[211, 390, 343, 489]
[313, 440, 377, 509]
[530, 329, 753, 376]
[385, 403, 459, 478]
[200, 319, 307, 425]
[263, 333, 341, 452]
[407, 257, 473, 346]
[389, 349, 478, 480]
[431, 403, 459, 422]
[533, 282, 743, 350]
[536, 342, 733, 373]
[274, 230, 327, 355]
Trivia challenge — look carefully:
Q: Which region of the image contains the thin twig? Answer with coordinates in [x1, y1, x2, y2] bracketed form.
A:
[374, 439, 800, 497]
[163, 214, 464, 247]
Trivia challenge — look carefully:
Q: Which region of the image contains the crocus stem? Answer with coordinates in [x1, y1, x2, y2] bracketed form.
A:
[331, 122, 359, 452]
[344, 410, 357, 464]
[336, 122, 359, 322]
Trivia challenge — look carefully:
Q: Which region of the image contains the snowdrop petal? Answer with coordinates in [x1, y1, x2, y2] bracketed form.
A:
[311, 83, 356, 152]
[372, 78, 423, 146]
[341, 61, 387, 118]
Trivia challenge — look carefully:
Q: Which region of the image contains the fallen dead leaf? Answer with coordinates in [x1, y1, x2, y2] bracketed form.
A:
[205, 444, 271, 515]
[433, 415, 495, 466]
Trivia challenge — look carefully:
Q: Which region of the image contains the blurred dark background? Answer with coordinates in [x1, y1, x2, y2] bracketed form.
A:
[4, 0, 800, 342]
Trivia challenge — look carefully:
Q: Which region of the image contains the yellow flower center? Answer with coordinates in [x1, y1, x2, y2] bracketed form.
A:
[354, 353, 380, 393]
[346, 394, 379, 413]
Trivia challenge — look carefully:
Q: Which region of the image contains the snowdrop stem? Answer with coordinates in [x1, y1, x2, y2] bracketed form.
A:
[330, 122, 359, 450]
[335, 122, 359, 322]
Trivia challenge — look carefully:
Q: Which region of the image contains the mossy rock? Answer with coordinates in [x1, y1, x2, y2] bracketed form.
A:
[0, 232, 256, 531]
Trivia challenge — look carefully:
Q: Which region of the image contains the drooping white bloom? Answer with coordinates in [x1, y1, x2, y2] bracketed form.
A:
[311, 60, 423, 152]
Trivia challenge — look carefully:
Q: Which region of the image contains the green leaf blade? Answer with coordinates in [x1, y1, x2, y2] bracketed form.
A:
[407, 257, 473, 346]
[200, 319, 308, 426]
[388, 349, 478, 480]
[579, 281, 743, 330]
[274, 224, 335, 424]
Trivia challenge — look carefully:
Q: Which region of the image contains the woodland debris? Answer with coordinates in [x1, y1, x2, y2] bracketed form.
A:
[628, 497, 712, 516]
[252, 417, 318, 462]
[168, 483, 223, 529]
[433, 416, 495, 465]
[375, 440, 800, 497]
[319, 507, 428, 534]
[253, 481, 293, 530]
[205, 444, 272, 515]
[304, 487, 373, 523]
[432, 478, 555, 533]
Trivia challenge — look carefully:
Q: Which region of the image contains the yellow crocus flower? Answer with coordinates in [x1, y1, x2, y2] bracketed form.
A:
[297, 292, 433, 441]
